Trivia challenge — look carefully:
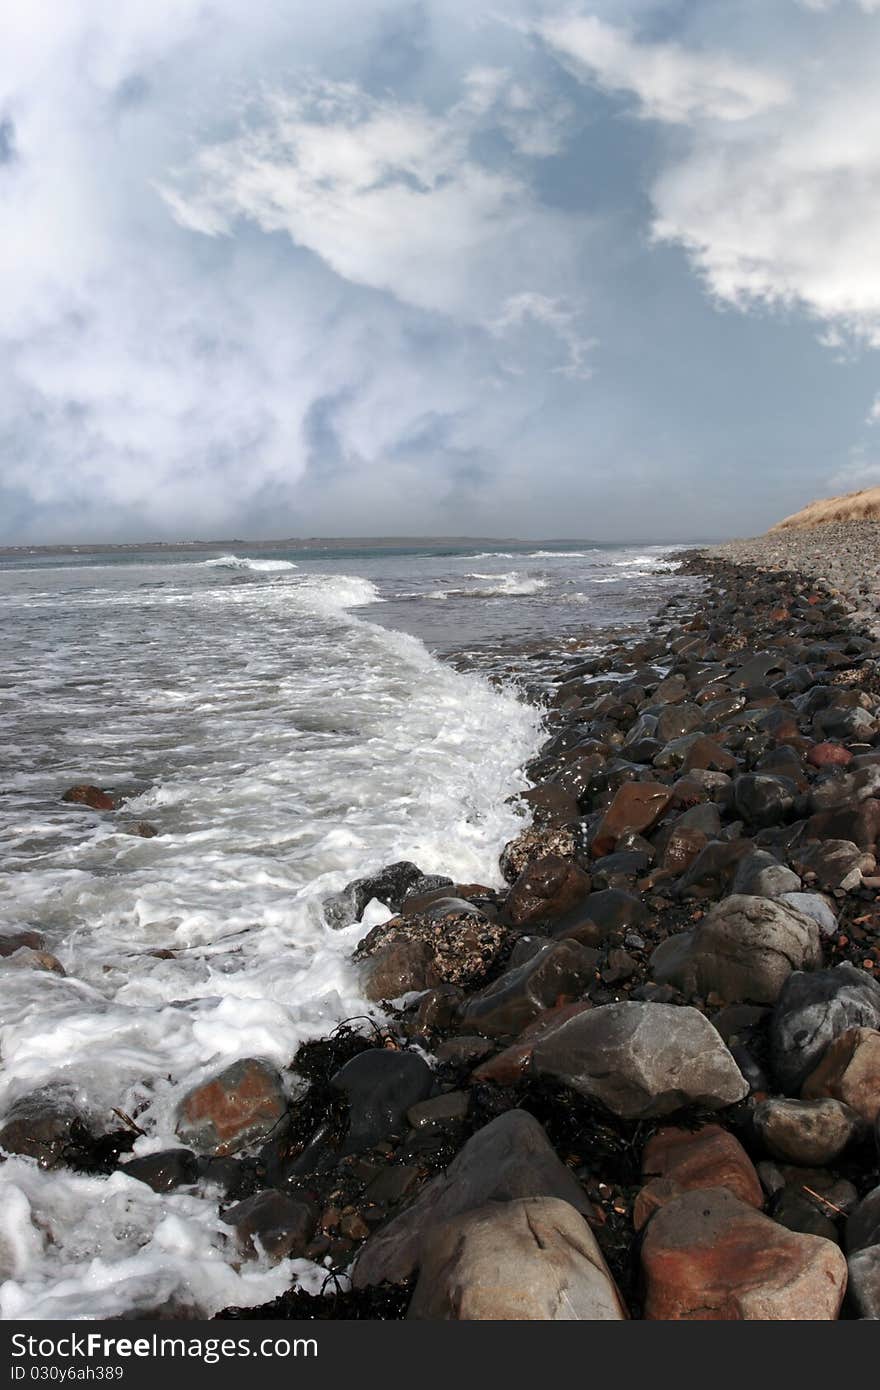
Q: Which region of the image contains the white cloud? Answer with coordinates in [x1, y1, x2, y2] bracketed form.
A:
[491, 292, 596, 379]
[535, 14, 790, 123]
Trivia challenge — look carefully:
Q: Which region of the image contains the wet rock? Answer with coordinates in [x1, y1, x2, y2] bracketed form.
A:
[499, 827, 577, 884]
[806, 801, 880, 851]
[0, 1090, 84, 1169]
[651, 894, 821, 1005]
[519, 784, 579, 829]
[676, 838, 752, 899]
[548, 888, 648, 946]
[634, 1124, 762, 1230]
[808, 764, 880, 812]
[2, 947, 66, 975]
[323, 861, 448, 928]
[660, 825, 709, 876]
[807, 743, 853, 769]
[790, 839, 873, 892]
[362, 939, 439, 1001]
[802, 1026, 880, 1123]
[412, 984, 464, 1031]
[731, 850, 801, 898]
[770, 962, 880, 1092]
[130, 822, 159, 838]
[848, 1247, 880, 1319]
[222, 1190, 318, 1262]
[175, 1059, 287, 1156]
[846, 1185, 880, 1254]
[408, 1198, 627, 1321]
[470, 1000, 595, 1085]
[122, 1149, 200, 1192]
[433, 1036, 493, 1068]
[0, 930, 45, 957]
[641, 1186, 847, 1320]
[772, 1187, 839, 1242]
[590, 782, 673, 858]
[406, 1092, 469, 1130]
[61, 784, 115, 811]
[330, 1048, 433, 1153]
[753, 1098, 862, 1166]
[733, 774, 796, 828]
[352, 1110, 591, 1288]
[458, 939, 596, 1038]
[503, 854, 592, 929]
[355, 908, 508, 992]
[531, 1002, 748, 1119]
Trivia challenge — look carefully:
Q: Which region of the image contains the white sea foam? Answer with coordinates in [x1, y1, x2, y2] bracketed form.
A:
[201, 554, 298, 572]
[0, 562, 540, 1318]
[427, 572, 547, 600]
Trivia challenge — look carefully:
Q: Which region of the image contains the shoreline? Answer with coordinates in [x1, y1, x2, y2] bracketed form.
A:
[3, 542, 880, 1319]
[213, 542, 879, 1319]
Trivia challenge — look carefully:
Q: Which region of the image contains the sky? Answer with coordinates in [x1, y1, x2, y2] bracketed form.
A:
[3, 1, 880, 543]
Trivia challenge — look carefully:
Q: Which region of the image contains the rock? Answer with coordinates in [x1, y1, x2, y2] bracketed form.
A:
[330, 1048, 433, 1153]
[175, 1059, 287, 1156]
[407, 1198, 627, 1320]
[2, 947, 66, 975]
[0, 930, 45, 957]
[770, 962, 880, 1092]
[806, 801, 880, 851]
[470, 1001, 595, 1085]
[676, 838, 752, 899]
[503, 854, 592, 929]
[731, 851, 801, 898]
[660, 826, 709, 876]
[732, 775, 796, 828]
[352, 1109, 591, 1288]
[355, 908, 508, 992]
[406, 1092, 469, 1130]
[778, 892, 838, 939]
[0, 1090, 83, 1169]
[499, 826, 577, 884]
[753, 1098, 861, 1166]
[802, 1026, 880, 1123]
[641, 1186, 847, 1320]
[323, 861, 448, 928]
[61, 784, 115, 810]
[807, 743, 853, 769]
[519, 784, 579, 828]
[808, 764, 880, 812]
[458, 939, 596, 1038]
[790, 839, 873, 892]
[848, 1247, 880, 1318]
[772, 1187, 839, 1242]
[434, 1036, 493, 1068]
[361, 939, 439, 1002]
[634, 1125, 762, 1230]
[548, 888, 648, 946]
[222, 1190, 318, 1262]
[656, 703, 704, 743]
[531, 1002, 748, 1119]
[122, 1149, 200, 1192]
[846, 1185, 880, 1254]
[590, 782, 673, 858]
[651, 895, 821, 1005]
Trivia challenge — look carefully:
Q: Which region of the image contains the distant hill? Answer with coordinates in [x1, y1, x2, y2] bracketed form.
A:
[769, 487, 880, 531]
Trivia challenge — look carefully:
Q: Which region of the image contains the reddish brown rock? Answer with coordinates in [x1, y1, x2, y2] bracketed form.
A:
[680, 737, 738, 774]
[807, 743, 853, 769]
[801, 1026, 880, 1123]
[503, 855, 592, 928]
[499, 826, 577, 883]
[806, 801, 880, 851]
[175, 1058, 287, 1155]
[61, 784, 115, 811]
[471, 1001, 594, 1084]
[519, 784, 579, 829]
[634, 1124, 762, 1230]
[661, 826, 709, 876]
[641, 1187, 847, 1319]
[591, 783, 673, 858]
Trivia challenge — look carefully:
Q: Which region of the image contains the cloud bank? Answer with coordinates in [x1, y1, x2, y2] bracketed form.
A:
[3, 2, 880, 541]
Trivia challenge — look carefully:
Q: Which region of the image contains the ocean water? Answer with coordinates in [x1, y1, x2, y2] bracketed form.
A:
[0, 541, 693, 1319]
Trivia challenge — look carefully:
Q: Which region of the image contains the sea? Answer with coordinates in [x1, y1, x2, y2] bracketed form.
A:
[0, 540, 698, 1318]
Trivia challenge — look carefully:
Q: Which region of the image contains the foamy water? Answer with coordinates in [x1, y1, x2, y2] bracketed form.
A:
[0, 540, 696, 1319]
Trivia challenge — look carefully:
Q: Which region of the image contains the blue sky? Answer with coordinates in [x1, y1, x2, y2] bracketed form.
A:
[3, 0, 880, 543]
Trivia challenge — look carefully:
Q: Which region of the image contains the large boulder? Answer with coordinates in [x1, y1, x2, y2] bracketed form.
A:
[731, 851, 801, 898]
[457, 939, 596, 1038]
[503, 855, 592, 929]
[530, 1002, 748, 1119]
[499, 827, 577, 884]
[0, 1090, 85, 1169]
[752, 1097, 862, 1166]
[641, 1187, 847, 1320]
[590, 782, 673, 857]
[330, 1049, 433, 1154]
[801, 1026, 880, 1123]
[770, 962, 880, 1093]
[408, 1198, 627, 1320]
[650, 895, 821, 1005]
[352, 1110, 591, 1289]
[355, 907, 508, 997]
[634, 1124, 762, 1230]
[175, 1059, 287, 1155]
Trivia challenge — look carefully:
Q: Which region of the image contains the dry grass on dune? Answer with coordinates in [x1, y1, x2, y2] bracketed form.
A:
[769, 486, 880, 531]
